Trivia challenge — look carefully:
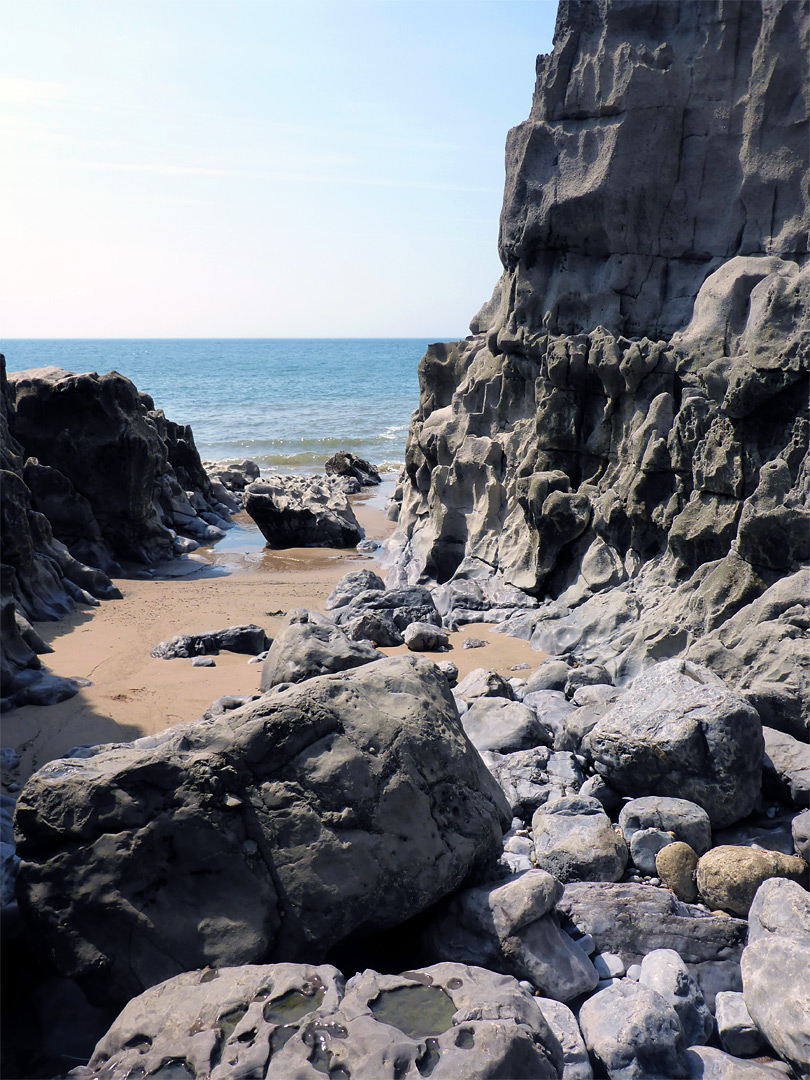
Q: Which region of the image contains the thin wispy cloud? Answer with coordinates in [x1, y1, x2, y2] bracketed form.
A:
[0, 77, 67, 105]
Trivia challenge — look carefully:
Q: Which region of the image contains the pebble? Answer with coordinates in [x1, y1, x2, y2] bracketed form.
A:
[192, 656, 216, 667]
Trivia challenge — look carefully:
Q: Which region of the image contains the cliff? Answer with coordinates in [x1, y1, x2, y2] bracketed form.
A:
[387, 0, 809, 735]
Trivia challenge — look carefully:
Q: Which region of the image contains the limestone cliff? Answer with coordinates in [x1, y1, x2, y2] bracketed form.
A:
[387, 0, 809, 735]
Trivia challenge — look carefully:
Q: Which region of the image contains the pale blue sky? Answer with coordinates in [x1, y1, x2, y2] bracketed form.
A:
[2, 1, 557, 337]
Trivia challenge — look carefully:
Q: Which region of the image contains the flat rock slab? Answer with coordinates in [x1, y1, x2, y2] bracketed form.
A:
[151, 624, 269, 659]
[70, 962, 564, 1080]
[15, 655, 510, 1006]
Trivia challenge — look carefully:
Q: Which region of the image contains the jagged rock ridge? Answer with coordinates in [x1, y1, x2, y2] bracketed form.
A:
[386, 0, 809, 733]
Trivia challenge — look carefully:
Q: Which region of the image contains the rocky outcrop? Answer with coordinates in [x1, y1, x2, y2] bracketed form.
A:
[14, 656, 510, 1005]
[385, 0, 809, 736]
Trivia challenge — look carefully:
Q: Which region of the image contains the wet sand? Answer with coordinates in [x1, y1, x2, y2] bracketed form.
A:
[3, 492, 543, 784]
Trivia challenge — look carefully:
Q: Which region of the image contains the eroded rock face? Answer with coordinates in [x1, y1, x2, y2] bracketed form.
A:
[245, 474, 362, 547]
[71, 962, 565, 1080]
[14, 656, 510, 1006]
[384, 0, 810, 740]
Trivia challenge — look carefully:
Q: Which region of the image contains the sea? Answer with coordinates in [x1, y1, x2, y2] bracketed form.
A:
[1, 339, 437, 475]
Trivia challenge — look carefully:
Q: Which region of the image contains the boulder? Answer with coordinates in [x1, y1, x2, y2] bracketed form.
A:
[421, 871, 599, 1003]
[245, 474, 362, 547]
[71, 962, 564, 1080]
[746, 878, 810, 945]
[324, 450, 381, 486]
[456, 668, 516, 702]
[762, 726, 810, 806]
[742, 935, 810, 1079]
[695, 846, 808, 917]
[793, 810, 810, 863]
[578, 980, 688, 1080]
[481, 746, 553, 818]
[324, 569, 386, 613]
[461, 698, 547, 754]
[629, 829, 676, 875]
[14, 656, 510, 1005]
[684, 1046, 792, 1079]
[619, 797, 713, 856]
[656, 842, 700, 904]
[345, 611, 403, 647]
[335, 585, 441, 634]
[403, 621, 449, 652]
[556, 882, 748, 1001]
[151, 624, 269, 659]
[535, 997, 594, 1080]
[638, 949, 713, 1046]
[260, 609, 382, 688]
[531, 796, 628, 884]
[584, 660, 763, 828]
[714, 991, 764, 1057]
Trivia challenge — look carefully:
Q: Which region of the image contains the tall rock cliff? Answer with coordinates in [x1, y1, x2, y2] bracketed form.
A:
[387, 0, 809, 735]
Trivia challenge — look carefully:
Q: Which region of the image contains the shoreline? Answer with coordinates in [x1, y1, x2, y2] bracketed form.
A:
[3, 487, 544, 787]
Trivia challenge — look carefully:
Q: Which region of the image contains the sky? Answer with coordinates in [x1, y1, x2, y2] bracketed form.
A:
[2, 1, 557, 338]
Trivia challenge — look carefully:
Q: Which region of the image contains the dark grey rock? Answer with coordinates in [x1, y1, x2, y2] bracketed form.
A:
[324, 450, 381, 486]
[579, 774, 622, 812]
[151, 623, 269, 659]
[71, 961, 565, 1080]
[15, 655, 510, 1006]
[523, 660, 572, 694]
[630, 829, 676, 875]
[260, 609, 382, 689]
[793, 810, 810, 863]
[436, 659, 459, 686]
[579, 980, 688, 1080]
[245, 474, 362, 547]
[421, 871, 599, 1003]
[462, 636, 488, 649]
[336, 584, 441, 634]
[344, 611, 403, 646]
[584, 660, 763, 828]
[481, 746, 552, 819]
[521, 689, 575, 748]
[619, 797, 713, 856]
[639, 949, 713, 1046]
[762, 726, 810, 806]
[462, 698, 548, 754]
[714, 991, 764, 1058]
[532, 796, 628, 884]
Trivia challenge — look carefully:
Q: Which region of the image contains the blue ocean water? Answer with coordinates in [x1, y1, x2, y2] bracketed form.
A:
[2, 339, 432, 472]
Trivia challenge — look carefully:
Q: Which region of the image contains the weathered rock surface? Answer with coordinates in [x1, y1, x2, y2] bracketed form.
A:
[324, 449, 381, 486]
[619, 797, 713, 856]
[638, 949, 713, 1046]
[584, 659, 763, 828]
[715, 991, 764, 1058]
[535, 996, 594, 1080]
[14, 656, 510, 1005]
[403, 620, 449, 652]
[71, 962, 565, 1080]
[151, 624, 269, 659]
[245, 474, 363, 547]
[793, 810, 810, 863]
[685, 1046, 793, 1079]
[578, 979, 688, 1080]
[762, 726, 810, 806]
[742, 935, 810, 1078]
[384, 0, 810, 753]
[260, 609, 383, 689]
[532, 796, 628, 883]
[747, 877, 810, 945]
[421, 870, 599, 1002]
[656, 842, 700, 904]
[695, 845, 808, 917]
[461, 698, 546, 754]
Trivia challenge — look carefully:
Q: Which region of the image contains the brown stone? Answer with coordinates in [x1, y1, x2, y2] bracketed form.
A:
[695, 846, 808, 917]
[656, 841, 699, 903]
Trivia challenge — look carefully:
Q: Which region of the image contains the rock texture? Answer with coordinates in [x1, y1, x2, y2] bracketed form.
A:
[245, 474, 363, 547]
[14, 656, 510, 1005]
[71, 962, 565, 1080]
[384, 0, 810, 744]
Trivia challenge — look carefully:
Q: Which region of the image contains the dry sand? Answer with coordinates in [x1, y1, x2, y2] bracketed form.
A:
[3, 493, 543, 784]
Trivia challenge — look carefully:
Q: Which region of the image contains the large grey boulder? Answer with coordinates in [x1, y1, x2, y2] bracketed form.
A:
[71, 962, 565, 1080]
[685, 1046, 793, 1079]
[741, 935, 810, 1079]
[578, 980, 688, 1080]
[793, 810, 810, 863]
[638, 949, 713, 1046]
[14, 655, 510, 1005]
[324, 568, 386, 612]
[536, 997, 593, 1080]
[714, 991, 764, 1058]
[747, 877, 810, 946]
[584, 660, 763, 828]
[762, 726, 810, 806]
[245, 474, 362, 547]
[532, 796, 628, 884]
[421, 870, 599, 1003]
[260, 608, 383, 689]
[334, 584, 441, 634]
[462, 698, 547, 754]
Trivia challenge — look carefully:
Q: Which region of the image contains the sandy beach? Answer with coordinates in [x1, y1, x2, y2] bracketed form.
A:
[3, 491, 543, 785]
